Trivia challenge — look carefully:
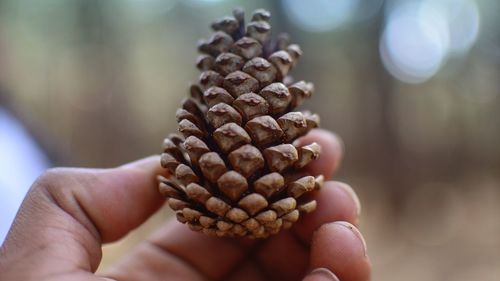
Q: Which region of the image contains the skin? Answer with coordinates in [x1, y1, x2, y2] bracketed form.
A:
[0, 129, 371, 281]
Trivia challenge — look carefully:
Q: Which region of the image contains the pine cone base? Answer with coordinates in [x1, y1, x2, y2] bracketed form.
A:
[159, 8, 323, 239]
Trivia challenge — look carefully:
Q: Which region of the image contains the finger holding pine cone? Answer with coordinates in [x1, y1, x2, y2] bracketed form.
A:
[159, 8, 323, 239]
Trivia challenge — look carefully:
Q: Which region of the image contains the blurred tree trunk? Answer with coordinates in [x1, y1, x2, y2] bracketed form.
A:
[69, 0, 140, 167]
[350, 6, 408, 210]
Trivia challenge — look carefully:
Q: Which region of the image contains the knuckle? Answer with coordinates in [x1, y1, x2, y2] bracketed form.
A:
[32, 168, 72, 193]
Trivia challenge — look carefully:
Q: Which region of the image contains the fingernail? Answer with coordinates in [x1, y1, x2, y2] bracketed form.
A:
[337, 182, 361, 217]
[306, 268, 340, 281]
[333, 221, 367, 257]
[99, 278, 117, 281]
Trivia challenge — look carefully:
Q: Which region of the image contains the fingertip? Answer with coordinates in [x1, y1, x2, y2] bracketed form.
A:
[296, 129, 343, 179]
[335, 182, 361, 218]
[294, 181, 360, 243]
[310, 222, 371, 281]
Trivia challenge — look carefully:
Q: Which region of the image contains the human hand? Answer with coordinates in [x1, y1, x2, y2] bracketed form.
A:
[0, 129, 370, 281]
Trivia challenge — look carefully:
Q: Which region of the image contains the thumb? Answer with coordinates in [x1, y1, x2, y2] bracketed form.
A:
[0, 156, 165, 278]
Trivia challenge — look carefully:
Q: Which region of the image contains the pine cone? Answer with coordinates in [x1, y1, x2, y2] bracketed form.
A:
[159, 8, 323, 239]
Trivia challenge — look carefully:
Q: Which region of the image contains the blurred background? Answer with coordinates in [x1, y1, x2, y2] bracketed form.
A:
[0, 0, 499, 280]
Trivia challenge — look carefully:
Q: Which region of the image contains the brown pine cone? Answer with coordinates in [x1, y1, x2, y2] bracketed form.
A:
[159, 8, 322, 239]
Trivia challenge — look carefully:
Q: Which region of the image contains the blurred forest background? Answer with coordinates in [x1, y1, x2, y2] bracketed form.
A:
[1, 0, 499, 280]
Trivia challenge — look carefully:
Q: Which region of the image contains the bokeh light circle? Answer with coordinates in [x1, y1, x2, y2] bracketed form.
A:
[380, 3, 450, 83]
[422, 0, 480, 54]
[380, 0, 480, 83]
